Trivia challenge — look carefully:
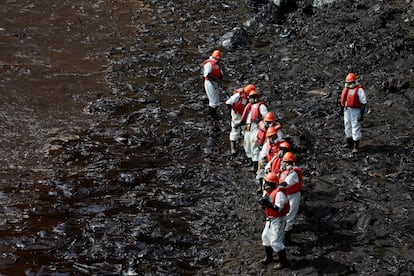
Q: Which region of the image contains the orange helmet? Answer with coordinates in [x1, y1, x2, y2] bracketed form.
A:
[282, 152, 296, 162]
[345, 73, 357, 83]
[211, 50, 221, 59]
[248, 90, 258, 98]
[264, 172, 278, 183]
[279, 141, 291, 149]
[266, 126, 279, 138]
[263, 112, 276, 122]
[244, 84, 256, 93]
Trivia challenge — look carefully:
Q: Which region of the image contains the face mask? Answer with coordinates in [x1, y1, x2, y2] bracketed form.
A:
[264, 181, 275, 191]
[346, 82, 355, 88]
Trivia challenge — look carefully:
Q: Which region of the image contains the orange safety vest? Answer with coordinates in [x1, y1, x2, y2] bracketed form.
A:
[257, 122, 282, 146]
[203, 59, 221, 81]
[265, 140, 281, 162]
[241, 102, 266, 124]
[265, 187, 290, 218]
[270, 156, 282, 175]
[340, 84, 362, 108]
[279, 167, 303, 195]
[232, 88, 249, 114]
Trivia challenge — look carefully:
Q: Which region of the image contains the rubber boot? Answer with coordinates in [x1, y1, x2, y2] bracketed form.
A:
[352, 140, 360, 154]
[342, 138, 353, 148]
[275, 249, 289, 269]
[261, 246, 273, 265]
[284, 231, 292, 246]
[230, 141, 237, 156]
[208, 106, 217, 120]
[249, 161, 258, 172]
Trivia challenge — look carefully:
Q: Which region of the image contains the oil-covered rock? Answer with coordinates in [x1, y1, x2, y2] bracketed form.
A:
[0, 0, 413, 275]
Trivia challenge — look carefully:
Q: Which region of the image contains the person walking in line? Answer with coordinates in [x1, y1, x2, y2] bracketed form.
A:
[256, 125, 284, 194]
[225, 84, 255, 156]
[259, 172, 290, 268]
[256, 113, 283, 172]
[256, 112, 283, 150]
[203, 49, 224, 120]
[239, 89, 268, 172]
[340, 72, 367, 153]
[278, 152, 303, 245]
[266, 141, 291, 175]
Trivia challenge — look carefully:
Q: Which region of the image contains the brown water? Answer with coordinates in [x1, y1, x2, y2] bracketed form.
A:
[0, 1, 148, 274]
[0, 1, 238, 274]
[0, 1, 145, 168]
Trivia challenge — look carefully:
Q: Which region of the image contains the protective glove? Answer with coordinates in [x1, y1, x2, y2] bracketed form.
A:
[234, 121, 245, 128]
[207, 73, 218, 82]
[339, 107, 344, 117]
[262, 200, 281, 211]
[279, 182, 288, 187]
[258, 197, 267, 206]
[358, 104, 366, 122]
[262, 199, 273, 208]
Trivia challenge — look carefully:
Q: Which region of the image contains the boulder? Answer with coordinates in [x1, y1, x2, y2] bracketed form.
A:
[219, 27, 251, 49]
